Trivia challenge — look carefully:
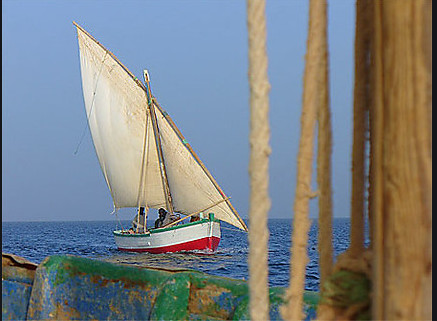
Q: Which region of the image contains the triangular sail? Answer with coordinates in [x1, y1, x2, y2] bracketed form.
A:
[75, 22, 247, 231]
[75, 24, 166, 209]
[154, 102, 247, 231]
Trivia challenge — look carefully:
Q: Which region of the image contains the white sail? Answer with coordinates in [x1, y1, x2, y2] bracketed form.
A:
[76, 26, 166, 209]
[154, 103, 246, 230]
[75, 23, 247, 231]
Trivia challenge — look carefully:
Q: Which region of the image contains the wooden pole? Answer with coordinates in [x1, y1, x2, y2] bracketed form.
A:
[370, 1, 432, 319]
[143, 71, 174, 215]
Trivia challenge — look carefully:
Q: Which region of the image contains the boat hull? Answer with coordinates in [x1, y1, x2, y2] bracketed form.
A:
[113, 219, 221, 253]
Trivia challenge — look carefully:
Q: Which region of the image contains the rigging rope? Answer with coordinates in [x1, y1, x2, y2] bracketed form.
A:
[317, 1, 373, 319]
[73, 51, 108, 155]
[114, 209, 125, 231]
[280, 1, 328, 320]
[316, 0, 333, 295]
[246, 0, 271, 320]
[349, 0, 371, 258]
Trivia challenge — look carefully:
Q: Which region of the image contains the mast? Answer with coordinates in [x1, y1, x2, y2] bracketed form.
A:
[136, 110, 151, 232]
[143, 70, 174, 214]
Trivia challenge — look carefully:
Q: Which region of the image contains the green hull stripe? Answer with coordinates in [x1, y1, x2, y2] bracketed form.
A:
[113, 218, 220, 238]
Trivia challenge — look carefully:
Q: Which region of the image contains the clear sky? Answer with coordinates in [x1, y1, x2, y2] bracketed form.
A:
[2, 0, 355, 222]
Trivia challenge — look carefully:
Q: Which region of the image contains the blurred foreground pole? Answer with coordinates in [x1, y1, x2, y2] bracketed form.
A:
[281, 1, 327, 320]
[246, 0, 271, 320]
[370, 0, 432, 319]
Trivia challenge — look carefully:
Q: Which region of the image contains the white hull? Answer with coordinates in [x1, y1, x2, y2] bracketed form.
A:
[113, 219, 221, 253]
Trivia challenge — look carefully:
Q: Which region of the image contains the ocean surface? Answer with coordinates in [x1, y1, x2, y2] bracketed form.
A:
[2, 218, 360, 292]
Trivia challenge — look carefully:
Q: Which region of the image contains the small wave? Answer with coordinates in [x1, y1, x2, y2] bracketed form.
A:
[306, 272, 320, 280]
[207, 266, 229, 273]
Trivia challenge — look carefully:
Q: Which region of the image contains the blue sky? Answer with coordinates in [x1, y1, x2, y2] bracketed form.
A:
[2, 0, 355, 222]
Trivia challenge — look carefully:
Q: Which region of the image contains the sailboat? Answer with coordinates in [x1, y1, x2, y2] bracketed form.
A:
[74, 22, 248, 253]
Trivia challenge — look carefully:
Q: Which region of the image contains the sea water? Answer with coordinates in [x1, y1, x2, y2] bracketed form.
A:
[2, 218, 358, 292]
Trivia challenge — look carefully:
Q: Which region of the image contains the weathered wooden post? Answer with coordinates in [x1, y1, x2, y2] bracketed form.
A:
[370, 1, 432, 319]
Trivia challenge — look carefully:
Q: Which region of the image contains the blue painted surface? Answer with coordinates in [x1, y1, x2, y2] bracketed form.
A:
[2, 271, 34, 321]
[27, 255, 179, 320]
[2, 280, 33, 320]
[3, 254, 319, 320]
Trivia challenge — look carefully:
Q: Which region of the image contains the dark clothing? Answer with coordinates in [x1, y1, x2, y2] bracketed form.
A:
[155, 208, 168, 228]
[154, 217, 164, 228]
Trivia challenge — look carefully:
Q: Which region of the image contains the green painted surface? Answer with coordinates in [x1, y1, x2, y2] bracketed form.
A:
[113, 215, 220, 237]
[150, 273, 191, 320]
[40, 255, 173, 287]
[4, 254, 319, 320]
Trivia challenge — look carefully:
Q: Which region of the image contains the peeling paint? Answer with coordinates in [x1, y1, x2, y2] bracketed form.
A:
[3, 253, 319, 320]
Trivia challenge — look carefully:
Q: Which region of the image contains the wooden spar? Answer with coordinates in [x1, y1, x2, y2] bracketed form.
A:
[143, 71, 174, 215]
[73, 22, 148, 92]
[163, 197, 230, 229]
[152, 98, 248, 232]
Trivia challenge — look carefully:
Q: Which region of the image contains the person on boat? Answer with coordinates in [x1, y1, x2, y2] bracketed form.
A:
[155, 208, 167, 228]
[132, 207, 146, 233]
[190, 214, 200, 222]
[163, 212, 180, 226]
[155, 208, 181, 228]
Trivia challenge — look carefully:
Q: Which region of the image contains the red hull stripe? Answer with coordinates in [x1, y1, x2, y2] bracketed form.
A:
[118, 236, 220, 254]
